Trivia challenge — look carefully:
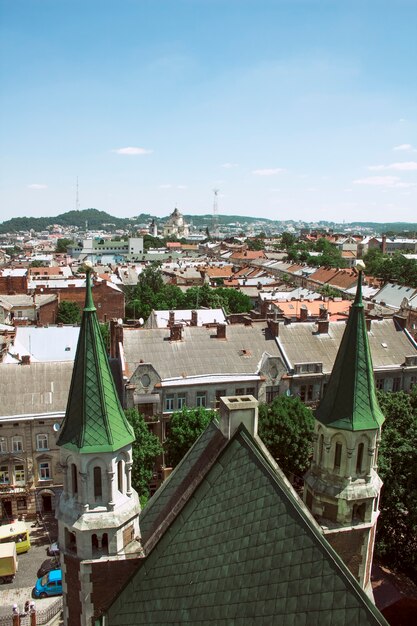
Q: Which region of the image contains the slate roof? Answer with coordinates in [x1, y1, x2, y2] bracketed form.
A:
[106, 426, 387, 626]
[57, 270, 134, 453]
[277, 317, 417, 374]
[315, 273, 385, 431]
[373, 282, 417, 309]
[0, 361, 73, 416]
[123, 322, 282, 380]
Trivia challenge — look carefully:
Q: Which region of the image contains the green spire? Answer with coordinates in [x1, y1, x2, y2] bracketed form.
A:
[315, 269, 385, 431]
[57, 268, 134, 453]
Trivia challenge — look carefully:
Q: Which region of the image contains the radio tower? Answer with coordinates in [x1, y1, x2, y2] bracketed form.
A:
[212, 188, 219, 239]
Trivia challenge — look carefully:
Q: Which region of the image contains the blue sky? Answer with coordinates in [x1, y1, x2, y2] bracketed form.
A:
[1, 0, 416, 223]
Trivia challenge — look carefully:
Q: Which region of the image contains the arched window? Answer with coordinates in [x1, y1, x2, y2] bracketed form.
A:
[102, 533, 109, 555]
[318, 434, 324, 466]
[334, 442, 342, 471]
[118, 460, 123, 493]
[93, 467, 102, 499]
[91, 534, 99, 552]
[356, 443, 364, 474]
[352, 502, 366, 522]
[71, 464, 78, 495]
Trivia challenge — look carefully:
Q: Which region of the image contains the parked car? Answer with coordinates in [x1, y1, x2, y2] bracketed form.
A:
[34, 569, 62, 598]
[47, 541, 60, 557]
[37, 558, 60, 579]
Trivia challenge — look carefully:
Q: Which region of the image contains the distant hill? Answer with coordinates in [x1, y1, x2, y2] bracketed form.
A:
[0, 208, 416, 235]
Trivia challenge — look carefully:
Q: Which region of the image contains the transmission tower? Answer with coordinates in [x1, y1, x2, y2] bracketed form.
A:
[212, 188, 219, 238]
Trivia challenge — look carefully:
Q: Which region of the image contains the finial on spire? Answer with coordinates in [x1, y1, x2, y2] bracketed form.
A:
[354, 260, 366, 307]
[84, 261, 96, 312]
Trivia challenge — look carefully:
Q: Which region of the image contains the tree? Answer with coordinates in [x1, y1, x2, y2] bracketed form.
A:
[258, 396, 315, 480]
[55, 238, 73, 253]
[125, 409, 163, 503]
[164, 406, 217, 467]
[375, 390, 417, 578]
[281, 232, 296, 250]
[56, 300, 81, 324]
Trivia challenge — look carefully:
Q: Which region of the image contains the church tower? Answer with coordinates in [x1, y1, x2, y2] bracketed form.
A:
[57, 267, 141, 626]
[304, 265, 384, 596]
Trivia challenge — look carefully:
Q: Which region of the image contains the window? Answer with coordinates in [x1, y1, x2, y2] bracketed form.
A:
[17, 497, 27, 511]
[39, 462, 51, 480]
[334, 443, 342, 471]
[356, 443, 364, 474]
[36, 434, 49, 451]
[266, 386, 279, 403]
[246, 387, 256, 396]
[177, 394, 187, 410]
[117, 460, 123, 493]
[235, 388, 245, 396]
[14, 464, 25, 484]
[71, 464, 78, 495]
[0, 465, 9, 484]
[165, 395, 174, 412]
[0, 439, 6, 453]
[376, 378, 384, 391]
[215, 390, 226, 408]
[196, 392, 207, 408]
[318, 434, 324, 466]
[12, 437, 23, 452]
[392, 377, 401, 392]
[300, 385, 313, 402]
[94, 467, 102, 498]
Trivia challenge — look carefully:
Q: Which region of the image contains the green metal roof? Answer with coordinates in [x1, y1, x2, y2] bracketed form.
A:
[57, 270, 134, 453]
[106, 426, 387, 625]
[315, 270, 385, 431]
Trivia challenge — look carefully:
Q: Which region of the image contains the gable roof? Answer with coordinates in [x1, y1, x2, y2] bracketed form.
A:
[57, 269, 134, 453]
[106, 425, 387, 626]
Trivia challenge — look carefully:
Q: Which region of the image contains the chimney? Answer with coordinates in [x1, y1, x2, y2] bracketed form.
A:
[168, 310, 175, 327]
[191, 310, 198, 326]
[381, 234, 387, 254]
[21, 355, 31, 365]
[317, 320, 329, 334]
[393, 314, 407, 330]
[319, 305, 328, 320]
[365, 318, 372, 332]
[300, 305, 308, 321]
[216, 323, 227, 339]
[268, 319, 280, 337]
[219, 395, 258, 439]
[170, 323, 183, 341]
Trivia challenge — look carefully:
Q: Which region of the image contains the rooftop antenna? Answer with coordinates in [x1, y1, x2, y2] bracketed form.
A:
[75, 176, 80, 211]
[212, 188, 219, 238]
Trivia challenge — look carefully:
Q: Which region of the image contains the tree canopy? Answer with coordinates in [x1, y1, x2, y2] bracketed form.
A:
[56, 300, 81, 324]
[364, 249, 417, 287]
[124, 266, 252, 321]
[164, 406, 217, 468]
[376, 389, 417, 579]
[125, 408, 163, 503]
[258, 395, 315, 480]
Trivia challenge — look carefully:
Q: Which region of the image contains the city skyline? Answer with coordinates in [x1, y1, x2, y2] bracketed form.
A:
[1, 0, 416, 223]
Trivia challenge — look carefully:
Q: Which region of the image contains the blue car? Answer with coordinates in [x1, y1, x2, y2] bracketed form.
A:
[34, 568, 62, 598]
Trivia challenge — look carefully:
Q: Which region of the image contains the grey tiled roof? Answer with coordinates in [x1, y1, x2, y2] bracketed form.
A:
[278, 318, 417, 373]
[0, 361, 73, 416]
[123, 323, 282, 379]
[107, 427, 387, 625]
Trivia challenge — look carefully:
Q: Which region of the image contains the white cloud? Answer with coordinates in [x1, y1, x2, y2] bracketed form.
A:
[252, 168, 285, 176]
[177, 185, 188, 189]
[222, 163, 238, 169]
[368, 161, 417, 171]
[353, 176, 416, 188]
[393, 144, 416, 152]
[159, 184, 172, 189]
[27, 184, 47, 189]
[114, 146, 152, 155]
[159, 183, 188, 190]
